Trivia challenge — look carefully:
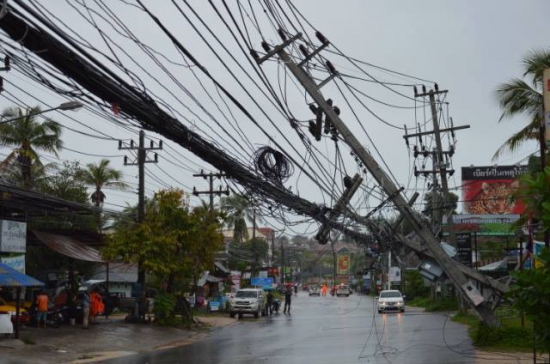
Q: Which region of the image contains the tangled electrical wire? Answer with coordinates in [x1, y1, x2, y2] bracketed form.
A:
[253, 146, 294, 184]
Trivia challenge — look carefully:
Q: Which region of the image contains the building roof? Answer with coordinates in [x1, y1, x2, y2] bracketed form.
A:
[90, 262, 138, 283]
[33, 231, 104, 262]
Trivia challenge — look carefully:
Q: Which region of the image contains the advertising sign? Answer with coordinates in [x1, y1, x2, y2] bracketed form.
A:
[389, 267, 401, 283]
[461, 166, 527, 215]
[448, 214, 519, 236]
[544, 69, 550, 148]
[0, 220, 27, 253]
[0, 254, 25, 274]
[230, 271, 241, 293]
[337, 254, 350, 275]
[251, 277, 273, 286]
[455, 233, 473, 267]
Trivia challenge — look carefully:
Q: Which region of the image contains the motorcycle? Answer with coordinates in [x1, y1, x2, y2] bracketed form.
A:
[271, 299, 280, 314]
[28, 307, 64, 328]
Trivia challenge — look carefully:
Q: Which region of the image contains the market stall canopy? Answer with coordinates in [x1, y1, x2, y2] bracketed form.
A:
[33, 231, 104, 262]
[0, 262, 44, 287]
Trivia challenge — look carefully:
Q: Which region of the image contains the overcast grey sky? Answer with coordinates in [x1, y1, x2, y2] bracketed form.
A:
[0, 1, 548, 236]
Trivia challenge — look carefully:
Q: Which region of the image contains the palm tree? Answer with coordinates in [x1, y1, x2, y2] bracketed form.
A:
[220, 194, 255, 244]
[0, 106, 62, 188]
[79, 159, 128, 207]
[493, 49, 550, 160]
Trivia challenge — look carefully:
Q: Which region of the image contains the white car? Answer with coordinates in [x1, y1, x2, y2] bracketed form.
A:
[376, 290, 405, 313]
[229, 288, 267, 318]
[336, 285, 351, 297]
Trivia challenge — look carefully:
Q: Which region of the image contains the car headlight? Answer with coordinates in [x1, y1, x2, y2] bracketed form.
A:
[379, 302, 386, 306]
[397, 301, 403, 306]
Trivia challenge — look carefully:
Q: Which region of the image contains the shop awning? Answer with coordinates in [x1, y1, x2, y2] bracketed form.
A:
[33, 231, 104, 262]
[0, 263, 44, 287]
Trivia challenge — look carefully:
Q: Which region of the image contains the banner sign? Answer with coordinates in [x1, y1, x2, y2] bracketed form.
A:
[337, 254, 350, 275]
[251, 277, 273, 286]
[0, 220, 27, 253]
[461, 166, 527, 215]
[455, 233, 473, 267]
[230, 271, 241, 292]
[544, 69, 550, 148]
[445, 214, 519, 236]
[0, 254, 25, 274]
[389, 267, 401, 283]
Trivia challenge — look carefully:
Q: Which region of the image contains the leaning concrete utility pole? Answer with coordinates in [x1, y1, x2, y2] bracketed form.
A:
[255, 32, 498, 326]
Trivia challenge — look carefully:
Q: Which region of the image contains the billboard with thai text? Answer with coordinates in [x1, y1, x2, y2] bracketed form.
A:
[462, 165, 527, 215]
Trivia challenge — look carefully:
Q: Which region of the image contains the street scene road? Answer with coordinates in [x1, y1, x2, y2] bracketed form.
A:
[102, 292, 474, 364]
[1, 1, 550, 362]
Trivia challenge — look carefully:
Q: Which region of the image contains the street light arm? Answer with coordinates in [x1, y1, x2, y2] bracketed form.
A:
[0, 101, 83, 125]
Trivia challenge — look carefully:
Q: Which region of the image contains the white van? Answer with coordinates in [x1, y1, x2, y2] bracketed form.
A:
[229, 288, 267, 318]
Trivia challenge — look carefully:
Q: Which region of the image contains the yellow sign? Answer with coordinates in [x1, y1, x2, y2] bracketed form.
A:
[337, 255, 350, 275]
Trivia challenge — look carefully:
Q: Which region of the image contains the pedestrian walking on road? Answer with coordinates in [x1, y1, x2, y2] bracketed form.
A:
[82, 291, 90, 329]
[283, 287, 292, 314]
[321, 284, 328, 297]
[35, 290, 49, 329]
[266, 290, 274, 315]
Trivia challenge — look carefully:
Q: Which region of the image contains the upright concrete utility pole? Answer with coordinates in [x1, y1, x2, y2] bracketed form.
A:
[412, 87, 469, 246]
[257, 33, 498, 325]
[192, 170, 229, 210]
[119, 130, 162, 286]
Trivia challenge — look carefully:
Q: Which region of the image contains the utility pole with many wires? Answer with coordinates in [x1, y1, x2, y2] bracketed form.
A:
[405, 85, 470, 246]
[119, 129, 162, 287]
[254, 31, 498, 326]
[192, 170, 229, 210]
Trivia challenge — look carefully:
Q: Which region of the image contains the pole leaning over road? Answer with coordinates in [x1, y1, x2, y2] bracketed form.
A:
[259, 34, 498, 326]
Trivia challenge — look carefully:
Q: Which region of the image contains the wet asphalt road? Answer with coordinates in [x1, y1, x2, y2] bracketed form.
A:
[101, 292, 477, 364]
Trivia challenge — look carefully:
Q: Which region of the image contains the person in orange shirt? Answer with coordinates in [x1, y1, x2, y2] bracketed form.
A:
[321, 284, 328, 297]
[90, 289, 104, 324]
[35, 290, 49, 329]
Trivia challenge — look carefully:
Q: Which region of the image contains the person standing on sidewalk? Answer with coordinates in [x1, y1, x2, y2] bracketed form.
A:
[283, 287, 292, 314]
[82, 291, 90, 329]
[35, 290, 49, 329]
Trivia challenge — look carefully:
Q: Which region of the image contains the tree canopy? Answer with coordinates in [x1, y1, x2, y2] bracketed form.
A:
[0, 106, 63, 188]
[493, 49, 550, 160]
[102, 189, 224, 292]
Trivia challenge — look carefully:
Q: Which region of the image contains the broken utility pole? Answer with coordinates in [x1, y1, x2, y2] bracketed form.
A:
[255, 31, 499, 326]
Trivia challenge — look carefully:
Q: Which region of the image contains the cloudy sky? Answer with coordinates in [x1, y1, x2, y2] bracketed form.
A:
[0, 1, 548, 236]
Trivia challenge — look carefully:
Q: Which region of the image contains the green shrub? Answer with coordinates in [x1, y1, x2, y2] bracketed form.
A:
[153, 292, 177, 326]
[407, 297, 458, 311]
[403, 270, 430, 300]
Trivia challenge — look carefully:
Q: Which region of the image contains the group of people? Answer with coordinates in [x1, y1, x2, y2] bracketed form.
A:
[82, 289, 104, 329]
[265, 286, 294, 315]
[33, 288, 104, 329]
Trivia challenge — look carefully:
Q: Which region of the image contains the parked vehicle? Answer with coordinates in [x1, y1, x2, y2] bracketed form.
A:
[336, 285, 351, 297]
[376, 290, 405, 313]
[271, 298, 280, 314]
[28, 305, 64, 328]
[0, 297, 31, 326]
[308, 286, 320, 296]
[228, 288, 267, 318]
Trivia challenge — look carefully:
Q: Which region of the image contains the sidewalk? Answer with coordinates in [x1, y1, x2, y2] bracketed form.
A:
[0, 314, 236, 363]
